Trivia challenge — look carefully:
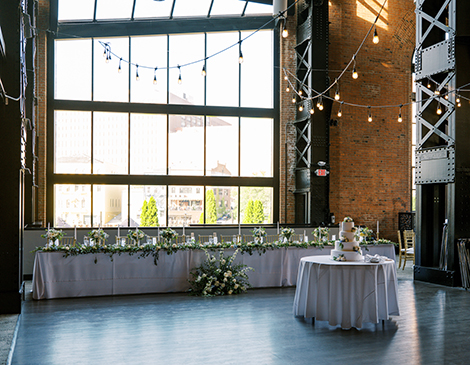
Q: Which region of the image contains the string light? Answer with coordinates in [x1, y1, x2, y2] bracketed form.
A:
[434, 88, 440, 95]
[398, 104, 403, 122]
[118, 58, 122, 73]
[368, 106, 372, 122]
[337, 102, 343, 117]
[298, 104, 303, 112]
[456, 97, 461, 107]
[291, 95, 296, 103]
[334, 81, 340, 101]
[201, 64, 206, 77]
[318, 96, 324, 111]
[352, 57, 358, 79]
[373, 26, 379, 44]
[282, 18, 288, 38]
[310, 108, 314, 114]
[238, 46, 244, 64]
[135, 64, 139, 81]
[298, 89, 303, 96]
[177, 65, 182, 84]
[286, 86, 290, 92]
[427, 79, 431, 88]
[436, 101, 442, 115]
[153, 67, 157, 85]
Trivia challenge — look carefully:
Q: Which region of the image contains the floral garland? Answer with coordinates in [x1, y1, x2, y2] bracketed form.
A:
[127, 229, 147, 244]
[188, 249, 253, 296]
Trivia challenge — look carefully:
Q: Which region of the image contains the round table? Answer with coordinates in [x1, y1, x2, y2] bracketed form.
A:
[293, 255, 399, 329]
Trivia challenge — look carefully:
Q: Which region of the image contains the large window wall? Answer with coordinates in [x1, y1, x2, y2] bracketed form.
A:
[49, 1, 278, 227]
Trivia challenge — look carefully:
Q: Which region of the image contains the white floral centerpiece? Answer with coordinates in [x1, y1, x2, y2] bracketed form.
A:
[127, 228, 146, 245]
[160, 227, 177, 244]
[354, 226, 374, 242]
[188, 249, 253, 296]
[279, 227, 295, 243]
[41, 228, 64, 247]
[312, 226, 330, 243]
[343, 216, 353, 222]
[87, 228, 109, 246]
[252, 227, 267, 243]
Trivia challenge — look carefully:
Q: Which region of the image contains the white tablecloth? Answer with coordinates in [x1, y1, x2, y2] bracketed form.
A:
[32, 244, 395, 300]
[293, 255, 399, 329]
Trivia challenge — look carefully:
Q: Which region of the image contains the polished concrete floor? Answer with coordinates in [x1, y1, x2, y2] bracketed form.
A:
[10, 265, 470, 365]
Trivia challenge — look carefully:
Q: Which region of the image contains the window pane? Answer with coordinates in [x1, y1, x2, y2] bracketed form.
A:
[55, 111, 91, 174]
[55, 39, 92, 100]
[210, 0, 246, 16]
[130, 185, 167, 227]
[134, 0, 173, 19]
[172, 0, 212, 17]
[130, 36, 168, 104]
[94, 38, 129, 102]
[95, 0, 133, 20]
[93, 185, 127, 227]
[58, 0, 94, 21]
[206, 32, 239, 107]
[240, 187, 273, 224]
[205, 186, 238, 224]
[240, 118, 273, 177]
[206, 116, 238, 176]
[130, 113, 167, 175]
[54, 184, 91, 227]
[168, 185, 204, 226]
[169, 115, 204, 175]
[240, 30, 273, 108]
[93, 112, 129, 175]
[244, 2, 273, 15]
[169, 34, 205, 106]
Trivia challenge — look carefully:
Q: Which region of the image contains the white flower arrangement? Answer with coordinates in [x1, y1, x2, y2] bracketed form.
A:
[160, 227, 178, 243]
[127, 229, 147, 244]
[189, 249, 253, 296]
[87, 228, 109, 245]
[252, 227, 267, 243]
[333, 254, 346, 261]
[343, 216, 353, 222]
[312, 226, 330, 243]
[354, 226, 374, 242]
[41, 228, 64, 244]
[279, 227, 295, 242]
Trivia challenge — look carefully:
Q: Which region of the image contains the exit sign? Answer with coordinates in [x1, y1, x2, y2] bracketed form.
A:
[315, 169, 329, 177]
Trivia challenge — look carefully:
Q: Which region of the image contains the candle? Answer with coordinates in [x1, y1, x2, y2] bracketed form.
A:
[74, 226, 77, 240]
[118, 225, 120, 237]
[277, 222, 280, 235]
[238, 222, 241, 236]
[183, 222, 185, 236]
[377, 221, 379, 233]
[47, 222, 50, 230]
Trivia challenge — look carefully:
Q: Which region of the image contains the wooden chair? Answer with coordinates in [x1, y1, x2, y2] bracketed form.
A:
[220, 235, 239, 243]
[401, 230, 415, 269]
[198, 235, 213, 244]
[265, 234, 279, 243]
[175, 235, 186, 244]
[115, 236, 131, 245]
[397, 231, 404, 268]
[61, 237, 77, 247]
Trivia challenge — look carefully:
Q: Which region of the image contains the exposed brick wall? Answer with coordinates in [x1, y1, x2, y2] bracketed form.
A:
[36, 0, 49, 226]
[279, 15, 298, 224]
[327, 0, 415, 240]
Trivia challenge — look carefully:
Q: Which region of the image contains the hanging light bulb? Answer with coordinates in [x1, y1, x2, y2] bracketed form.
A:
[239, 49, 244, 64]
[298, 104, 303, 112]
[135, 65, 139, 81]
[318, 96, 324, 111]
[286, 86, 290, 92]
[352, 66, 358, 79]
[337, 102, 343, 117]
[282, 18, 288, 38]
[434, 89, 440, 95]
[177, 65, 182, 84]
[368, 107, 372, 122]
[334, 82, 340, 101]
[456, 96, 462, 107]
[298, 89, 303, 96]
[309, 108, 315, 115]
[372, 26, 379, 44]
[427, 79, 431, 88]
[398, 105, 403, 123]
[153, 67, 157, 85]
[316, 95, 322, 109]
[444, 94, 449, 100]
[284, 75, 288, 81]
[118, 58, 122, 73]
[201, 64, 206, 77]
[291, 95, 296, 103]
[436, 101, 442, 115]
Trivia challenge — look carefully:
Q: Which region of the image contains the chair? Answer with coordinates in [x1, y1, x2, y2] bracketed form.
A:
[198, 235, 213, 244]
[220, 235, 239, 243]
[61, 237, 77, 247]
[397, 231, 404, 268]
[401, 230, 415, 269]
[265, 234, 279, 243]
[115, 236, 131, 245]
[175, 235, 186, 244]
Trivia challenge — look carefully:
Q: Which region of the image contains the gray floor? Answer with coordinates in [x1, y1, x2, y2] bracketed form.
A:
[7, 261, 470, 365]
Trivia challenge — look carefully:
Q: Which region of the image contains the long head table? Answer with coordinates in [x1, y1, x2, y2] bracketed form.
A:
[32, 244, 395, 300]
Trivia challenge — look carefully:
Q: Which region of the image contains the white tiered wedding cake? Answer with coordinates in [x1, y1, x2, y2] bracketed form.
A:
[331, 217, 363, 261]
